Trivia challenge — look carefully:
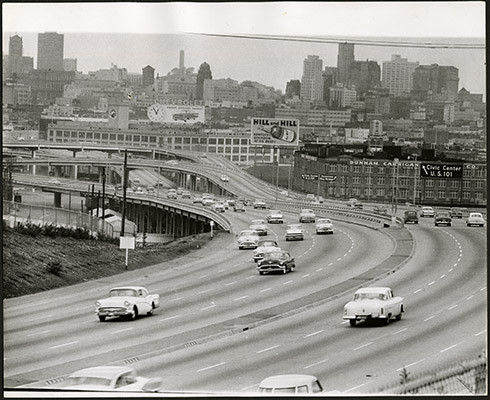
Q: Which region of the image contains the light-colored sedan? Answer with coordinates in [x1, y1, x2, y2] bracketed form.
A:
[285, 224, 305, 241]
[419, 206, 435, 217]
[315, 218, 334, 234]
[250, 219, 268, 236]
[299, 209, 316, 223]
[258, 374, 324, 394]
[237, 229, 260, 250]
[466, 212, 485, 227]
[253, 239, 280, 262]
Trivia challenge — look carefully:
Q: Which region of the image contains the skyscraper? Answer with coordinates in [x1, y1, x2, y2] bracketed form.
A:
[7, 34, 33, 77]
[337, 43, 355, 84]
[37, 32, 64, 71]
[300, 55, 324, 102]
[9, 35, 23, 57]
[348, 60, 381, 96]
[142, 65, 155, 88]
[382, 55, 419, 97]
[413, 64, 459, 96]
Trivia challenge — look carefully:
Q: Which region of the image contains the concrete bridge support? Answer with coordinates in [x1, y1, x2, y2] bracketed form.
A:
[54, 192, 62, 208]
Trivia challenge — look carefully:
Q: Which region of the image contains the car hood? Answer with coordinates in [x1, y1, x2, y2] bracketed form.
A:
[316, 223, 333, 227]
[97, 297, 136, 306]
[286, 229, 303, 234]
[238, 235, 259, 242]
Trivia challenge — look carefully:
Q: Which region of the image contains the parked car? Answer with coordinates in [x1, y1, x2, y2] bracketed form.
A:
[403, 210, 419, 224]
[343, 287, 404, 326]
[249, 219, 268, 236]
[48, 178, 61, 185]
[253, 239, 279, 262]
[434, 211, 452, 226]
[237, 229, 260, 250]
[95, 286, 159, 321]
[147, 186, 155, 193]
[257, 250, 295, 275]
[253, 199, 267, 209]
[449, 207, 465, 218]
[466, 212, 485, 227]
[299, 209, 316, 223]
[285, 224, 305, 241]
[181, 190, 191, 199]
[60, 366, 162, 392]
[266, 210, 284, 224]
[135, 187, 145, 194]
[233, 203, 246, 212]
[258, 374, 323, 394]
[419, 206, 435, 217]
[315, 218, 334, 234]
[306, 194, 316, 201]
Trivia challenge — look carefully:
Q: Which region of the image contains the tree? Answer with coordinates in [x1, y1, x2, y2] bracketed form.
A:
[196, 62, 212, 100]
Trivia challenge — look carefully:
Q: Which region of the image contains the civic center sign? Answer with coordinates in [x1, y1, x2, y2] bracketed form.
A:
[420, 163, 463, 179]
[250, 118, 300, 147]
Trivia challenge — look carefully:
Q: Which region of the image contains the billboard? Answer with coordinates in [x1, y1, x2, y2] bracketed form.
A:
[250, 118, 300, 147]
[420, 163, 463, 179]
[157, 105, 205, 124]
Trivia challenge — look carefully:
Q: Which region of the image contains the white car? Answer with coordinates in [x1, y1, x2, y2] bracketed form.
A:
[237, 229, 260, 250]
[60, 366, 162, 392]
[253, 199, 267, 209]
[48, 178, 61, 185]
[316, 218, 334, 234]
[212, 202, 226, 213]
[343, 287, 404, 326]
[419, 206, 435, 217]
[299, 209, 316, 223]
[181, 190, 191, 199]
[285, 224, 305, 241]
[266, 210, 284, 224]
[258, 374, 324, 394]
[95, 286, 160, 321]
[249, 219, 268, 236]
[202, 198, 215, 206]
[466, 212, 485, 227]
[253, 239, 280, 262]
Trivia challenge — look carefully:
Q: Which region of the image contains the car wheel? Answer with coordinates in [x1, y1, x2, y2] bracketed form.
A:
[129, 306, 138, 320]
[283, 268, 287, 274]
[259, 271, 264, 275]
[98, 315, 106, 322]
[291, 265, 295, 271]
[395, 312, 402, 321]
[349, 319, 356, 327]
[147, 303, 155, 316]
[384, 316, 390, 325]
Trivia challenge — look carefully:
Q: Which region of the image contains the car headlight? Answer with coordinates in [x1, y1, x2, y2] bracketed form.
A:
[124, 301, 131, 307]
[95, 301, 100, 307]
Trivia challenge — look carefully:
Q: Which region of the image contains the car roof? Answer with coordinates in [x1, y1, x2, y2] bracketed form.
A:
[355, 287, 391, 294]
[469, 212, 483, 216]
[259, 374, 319, 388]
[110, 286, 146, 291]
[69, 366, 133, 379]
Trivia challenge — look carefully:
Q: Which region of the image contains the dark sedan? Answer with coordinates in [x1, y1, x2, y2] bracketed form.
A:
[434, 211, 452, 226]
[257, 251, 295, 275]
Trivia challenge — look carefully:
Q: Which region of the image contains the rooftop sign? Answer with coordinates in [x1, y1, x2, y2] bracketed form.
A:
[250, 118, 299, 147]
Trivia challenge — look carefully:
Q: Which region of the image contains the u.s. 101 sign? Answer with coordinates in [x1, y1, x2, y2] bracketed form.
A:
[420, 163, 463, 179]
[250, 118, 300, 147]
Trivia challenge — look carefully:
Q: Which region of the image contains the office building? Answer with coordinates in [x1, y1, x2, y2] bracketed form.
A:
[382, 55, 419, 96]
[7, 34, 34, 77]
[348, 60, 381, 97]
[413, 64, 459, 97]
[329, 83, 357, 108]
[337, 43, 355, 84]
[37, 32, 64, 71]
[63, 58, 77, 72]
[142, 65, 155, 88]
[300, 55, 324, 102]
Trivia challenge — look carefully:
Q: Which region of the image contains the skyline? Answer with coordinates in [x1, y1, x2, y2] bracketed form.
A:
[3, 32, 486, 95]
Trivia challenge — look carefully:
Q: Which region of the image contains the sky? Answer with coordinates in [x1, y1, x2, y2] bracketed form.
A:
[2, 2, 486, 94]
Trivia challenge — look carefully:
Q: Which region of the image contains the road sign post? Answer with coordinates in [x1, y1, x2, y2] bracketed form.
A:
[119, 236, 135, 270]
[210, 220, 214, 239]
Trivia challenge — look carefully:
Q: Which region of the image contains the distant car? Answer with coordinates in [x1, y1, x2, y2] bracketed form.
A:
[48, 178, 61, 185]
[60, 366, 162, 392]
[181, 190, 191, 199]
[202, 198, 215, 207]
[193, 196, 203, 204]
[315, 218, 334, 234]
[176, 187, 185, 195]
[299, 209, 315, 223]
[95, 286, 159, 321]
[266, 210, 284, 224]
[313, 196, 324, 204]
[167, 189, 177, 199]
[343, 287, 404, 326]
[226, 199, 236, 207]
[253, 239, 279, 262]
[212, 202, 226, 213]
[420, 206, 435, 217]
[237, 229, 260, 250]
[253, 199, 267, 209]
[135, 187, 145, 194]
[285, 224, 305, 241]
[403, 210, 419, 224]
[466, 212, 485, 227]
[249, 219, 268, 236]
[306, 194, 316, 201]
[347, 198, 358, 207]
[449, 207, 465, 218]
[373, 205, 388, 215]
[434, 211, 452, 226]
[233, 203, 246, 212]
[257, 250, 295, 275]
[147, 186, 155, 193]
[258, 374, 324, 394]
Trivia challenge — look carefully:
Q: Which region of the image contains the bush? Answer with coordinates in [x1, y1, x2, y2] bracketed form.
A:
[42, 223, 60, 237]
[46, 260, 63, 276]
[14, 221, 43, 237]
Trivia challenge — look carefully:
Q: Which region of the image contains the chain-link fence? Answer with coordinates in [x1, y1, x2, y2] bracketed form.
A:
[375, 352, 487, 395]
[2, 200, 115, 238]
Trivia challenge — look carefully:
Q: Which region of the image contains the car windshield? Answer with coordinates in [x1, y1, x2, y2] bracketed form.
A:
[258, 241, 277, 247]
[252, 220, 265, 224]
[317, 219, 331, 224]
[63, 376, 112, 387]
[354, 293, 386, 300]
[241, 230, 256, 236]
[470, 213, 483, 218]
[437, 213, 450, 217]
[110, 289, 136, 297]
[263, 252, 287, 260]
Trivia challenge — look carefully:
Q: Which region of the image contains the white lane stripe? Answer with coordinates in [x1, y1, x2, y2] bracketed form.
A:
[397, 359, 425, 371]
[423, 316, 435, 322]
[316, 268, 323, 272]
[428, 281, 436, 286]
[302, 274, 310, 278]
[440, 274, 446, 279]
[466, 295, 474, 300]
[27, 330, 52, 337]
[440, 342, 463, 353]
[256, 345, 279, 354]
[453, 263, 458, 267]
[392, 328, 407, 335]
[49, 341, 78, 349]
[110, 327, 134, 334]
[159, 315, 181, 322]
[168, 297, 183, 302]
[413, 289, 422, 294]
[200, 274, 208, 279]
[480, 287, 486, 291]
[198, 289, 211, 294]
[78, 305, 93, 310]
[283, 280, 293, 285]
[328, 263, 333, 266]
[218, 269, 225, 273]
[448, 305, 458, 310]
[201, 304, 215, 310]
[225, 281, 237, 286]
[353, 342, 372, 351]
[260, 288, 271, 293]
[475, 330, 486, 336]
[234, 295, 249, 301]
[246, 275, 255, 279]
[304, 358, 329, 369]
[197, 362, 226, 372]
[303, 330, 324, 338]
[448, 268, 454, 272]
[337, 258, 342, 261]
[241, 383, 259, 391]
[345, 382, 370, 393]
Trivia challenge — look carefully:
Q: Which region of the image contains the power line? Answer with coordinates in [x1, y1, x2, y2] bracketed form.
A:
[188, 32, 485, 50]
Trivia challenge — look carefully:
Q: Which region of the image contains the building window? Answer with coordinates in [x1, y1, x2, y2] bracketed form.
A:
[208, 146, 216, 152]
[56, 130, 62, 137]
[475, 192, 483, 199]
[366, 176, 373, 185]
[426, 190, 433, 198]
[378, 177, 385, 185]
[450, 180, 460, 188]
[352, 187, 361, 195]
[365, 187, 373, 196]
[463, 169, 472, 177]
[438, 190, 446, 198]
[378, 166, 385, 174]
[110, 134, 116, 141]
[209, 138, 216, 144]
[475, 181, 484, 189]
[450, 191, 458, 199]
[118, 134, 124, 141]
[192, 138, 199, 144]
[330, 165, 337, 172]
[233, 139, 240, 145]
[425, 179, 433, 187]
[438, 180, 446, 187]
[352, 176, 361, 184]
[463, 181, 471, 189]
[174, 137, 182, 144]
[342, 165, 349, 172]
[218, 138, 224, 145]
[241, 139, 248, 145]
[353, 166, 361, 173]
[101, 133, 108, 141]
[141, 136, 148, 142]
[233, 147, 239, 153]
[340, 187, 345, 195]
[87, 132, 93, 139]
[377, 188, 385, 196]
[133, 135, 140, 142]
[462, 191, 470, 199]
[94, 133, 100, 139]
[217, 146, 224, 153]
[340, 176, 346, 184]
[399, 188, 408, 198]
[476, 169, 485, 178]
[365, 166, 373, 173]
[184, 137, 191, 144]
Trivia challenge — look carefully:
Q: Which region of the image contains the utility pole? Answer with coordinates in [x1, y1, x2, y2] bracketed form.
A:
[120, 149, 128, 237]
[101, 166, 106, 220]
[275, 147, 279, 201]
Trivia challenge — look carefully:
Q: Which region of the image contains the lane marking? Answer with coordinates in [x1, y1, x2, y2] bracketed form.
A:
[397, 359, 425, 371]
[316, 268, 323, 272]
[301, 274, 310, 278]
[423, 316, 435, 322]
[303, 330, 324, 338]
[440, 342, 463, 353]
[234, 295, 249, 301]
[448, 305, 458, 310]
[345, 382, 370, 393]
[449, 268, 454, 272]
[197, 362, 226, 372]
[413, 289, 422, 294]
[27, 314, 53, 322]
[337, 258, 342, 261]
[159, 315, 181, 322]
[392, 328, 407, 335]
[241, 383, 259, 391]
[49, 341, 78, 349]
[198, 289, 211, 294]
[304, 358, 329, 369]
[480, 287, 486, 291]
[260, 288, 271, 293]
[225, 281, 237, 286]
[428, 281, 436, 286]
[201, 304, 215, 310]
[168, 297, 183, 302]
[283, 280, 293, 285]
[246, 275, 255, 280]
[78, 305, 93, 310]
[440, 274, 446, 279]
[110, 327, 134, 334]
[353, 342, 372, 351]
[328, 263, 333, 266]
[466, 295, 474, 300]
[256, 345, 280, 354]
[475, 330, 486, 337]
[27, 330, 52, 337]
[218, 269, 225, 273]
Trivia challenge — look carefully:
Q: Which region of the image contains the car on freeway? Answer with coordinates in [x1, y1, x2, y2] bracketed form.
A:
[167, 189, 177, 199]
[95, 286, 159, 321]
[126, 187, 134, 193]
[403, 210, 419, 224]
[315, 218, 334, 234]
[147, 186, 155, 193]
[466, 212, 485, 227]
[135, 187, 145, 194]
[449, 207, 465, 219]
[212, 202, 226, 213]
[419, 206, 435, 217]
[48, 178, 61, 185]
[59, 366, 162, 392]
[233, 203, 246, 212]
[434, 211, 452, 226]
[176, 187, 185, 195]
[373, 205, 388, 215]
[193, 196, 203, 204]
[249, 219, 268, 236]
[257, 250, 295, 275]
[181, 190, 191, 199]
[237, 229, 260, 250]
[253, 199, 267, 209]
[258, 374, 324, 394]
[312, 196, 324, 204]
[343, 287, 404, 326]
[202, 198, 215, 207]
[226, 198, 236, 207]
[285, 224, 305, 241]
[266, 210, 284, 224]
[253, 239, 280, 262]
[299, 209, 316, 223]
[306, 193, 316, 201]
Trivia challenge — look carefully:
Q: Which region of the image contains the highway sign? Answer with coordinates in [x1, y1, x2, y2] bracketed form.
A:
[250, 118, 300, 147]
[301, 174, 337, 181]
[420, 163, 463, 179]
